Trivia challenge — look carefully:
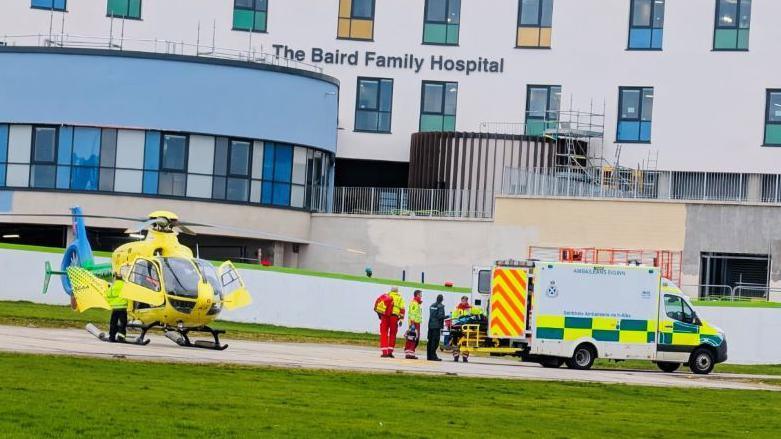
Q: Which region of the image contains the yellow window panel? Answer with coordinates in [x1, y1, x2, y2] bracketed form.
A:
[619, 330, 647, 344]
[350, 19, 374, 40]
[540, 27, 552, 47]
[563, 328, 591, 341]
[517, 27, 540, 47]
[338, 0, 351, 18]
[672, 333, 700, 346]
[536, 315, 564, 328]
[592, 317, 619, 331]
[337, 18, 351, 38]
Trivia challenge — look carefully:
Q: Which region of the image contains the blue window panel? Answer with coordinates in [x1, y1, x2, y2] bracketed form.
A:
[651, 29, 663, 49]
[274, 145, 293, 183]
[617, 121, 640, 142]
[143, 131, 160, 170]
[262, 143, 275, 179]
[143, 171, 158, 194]
[261, 181, 273, 204]
[56, 166, 70, 189]
[32, 0, 66, 10]
[0, 124, 7, 186]
[72, 128, 100, 166]
[273, 183, 291, 206]
[629, 28, 651, 49]
[71, 167, 99, 191]
[640, 121, 652, 142]
[56, 127, 73, 189]
[57, 126, 73, 165]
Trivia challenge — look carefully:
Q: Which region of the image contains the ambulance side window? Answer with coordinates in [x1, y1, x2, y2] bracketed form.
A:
[664, 295, 683, 321]
[477, 270, 491, 294]
[664, 295, 695, 324]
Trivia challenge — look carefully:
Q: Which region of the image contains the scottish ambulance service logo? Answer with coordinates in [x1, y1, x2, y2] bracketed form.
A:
[546, 282, 559, 298]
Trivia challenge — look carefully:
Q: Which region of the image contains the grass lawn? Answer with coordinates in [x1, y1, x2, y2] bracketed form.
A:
[0, 301, 377, 346]
[693, 300, 781, 308]
[0, 353, 780, 438]
[592, 359, 781, 376]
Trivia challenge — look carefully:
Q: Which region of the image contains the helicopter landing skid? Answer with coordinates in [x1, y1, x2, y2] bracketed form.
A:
[85, 323, 151, 346]
[164, 326, 228, 351]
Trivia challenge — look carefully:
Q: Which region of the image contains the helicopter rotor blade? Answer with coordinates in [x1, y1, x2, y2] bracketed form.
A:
[123, 218, 168, 234]
[178, 221, 367, 255]
[0, 213, 144, 222]
[174, 224, 197, 236]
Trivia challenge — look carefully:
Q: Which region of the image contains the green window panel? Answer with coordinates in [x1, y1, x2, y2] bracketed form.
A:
[233, 9, 254, 30]
[443, 115, 456, 131]
[765, 125, 781, 145]
[446, 24, 459, 44]
[737, 28, 750, 50]
[420, 114, 444, 132]
[107, 0, 141, 19]
[525, 120, 545, 136]
[423, 23, 459, 45]
[424, 23, 447, 43]
[714, 29, 738, 50]
[254, 11, 267, 32]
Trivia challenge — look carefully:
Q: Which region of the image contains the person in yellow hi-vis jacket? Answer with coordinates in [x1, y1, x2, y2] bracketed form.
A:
[106, 274, 128, 342]
[404, 290, 423, 359]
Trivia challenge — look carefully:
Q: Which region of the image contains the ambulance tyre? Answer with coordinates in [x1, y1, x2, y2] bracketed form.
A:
[656, 362, 680, 373]
[566, 343, 596, 370]
[689, 347, 715, 375]
[539, 356, 564, 368]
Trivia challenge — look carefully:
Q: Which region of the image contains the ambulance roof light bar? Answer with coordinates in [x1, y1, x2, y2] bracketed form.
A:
[495, 259, 536, 268]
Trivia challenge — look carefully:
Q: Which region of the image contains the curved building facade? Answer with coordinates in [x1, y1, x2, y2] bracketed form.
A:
[0, 47, 338, 210]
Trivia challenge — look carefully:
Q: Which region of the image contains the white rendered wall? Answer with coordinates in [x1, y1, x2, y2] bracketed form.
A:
[2, 1, 781, 170]
[1, 247, 778, 364]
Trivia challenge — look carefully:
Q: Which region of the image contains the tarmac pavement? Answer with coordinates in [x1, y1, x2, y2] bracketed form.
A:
[0, 325, 777, 391]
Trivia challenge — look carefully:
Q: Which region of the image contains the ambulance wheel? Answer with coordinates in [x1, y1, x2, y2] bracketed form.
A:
[566, 344, 596, 370]
[540, 356, 564, 368]
[689, 347, 715, 375]
[656, 362, 680, 373]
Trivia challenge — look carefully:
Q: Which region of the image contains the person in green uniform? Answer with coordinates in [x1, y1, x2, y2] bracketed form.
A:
[106, 274, 128, 342]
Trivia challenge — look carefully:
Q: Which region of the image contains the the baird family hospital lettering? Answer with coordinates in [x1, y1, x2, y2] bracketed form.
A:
[273, 45, 505, 75]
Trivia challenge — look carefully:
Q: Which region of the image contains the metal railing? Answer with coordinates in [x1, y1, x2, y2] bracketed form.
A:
[689, 283, 780, 301]
[0, 33, 323, 73]
[502, 167, 781, 205]
[312, 187, 492, 219]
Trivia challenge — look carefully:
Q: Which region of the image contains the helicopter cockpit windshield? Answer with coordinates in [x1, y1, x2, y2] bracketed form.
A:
[159, 257, 201, 298]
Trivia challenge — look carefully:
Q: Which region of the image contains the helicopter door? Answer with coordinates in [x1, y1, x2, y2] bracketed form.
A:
[122, 258, 165, 307]
[218, 261, 252, 311]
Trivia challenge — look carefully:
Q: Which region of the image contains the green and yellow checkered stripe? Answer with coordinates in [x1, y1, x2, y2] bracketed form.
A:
[536, 315, 656, 344]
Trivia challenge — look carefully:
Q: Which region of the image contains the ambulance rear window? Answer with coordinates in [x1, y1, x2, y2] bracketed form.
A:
[477, 270, 491, 294]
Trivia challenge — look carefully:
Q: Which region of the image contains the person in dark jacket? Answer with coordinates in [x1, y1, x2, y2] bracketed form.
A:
[427, 294, 446, 361]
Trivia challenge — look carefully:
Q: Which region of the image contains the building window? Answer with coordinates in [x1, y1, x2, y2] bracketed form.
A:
[355, 78, 393, 133]
[30, 126, 57, 188]
[338, 0, 375, 41]
[107, 0, 141, 19]
[31, 0, 66, 11]
[420, 81, 458, 132]
[227, 139, 251, 201]
[516, 0, 553, 48]
[233, 0, 267, 33]
[262, 143, 293, 206]
[423, 0, 461, 45]
[70, 127, 101, 191]
[159, 134, 187, 197]
[628, 0, 664, 50]
[764, 90, 781, 146]
[714, 0, 751, 51]
[617, 87, 654, 143]
[525, 85, 561, 136]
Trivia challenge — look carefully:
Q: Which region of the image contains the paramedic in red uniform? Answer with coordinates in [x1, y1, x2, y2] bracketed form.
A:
[374, 287, 406, 358]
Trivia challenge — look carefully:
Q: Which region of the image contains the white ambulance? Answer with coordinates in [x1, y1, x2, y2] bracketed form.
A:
[463, 260, 727, 374]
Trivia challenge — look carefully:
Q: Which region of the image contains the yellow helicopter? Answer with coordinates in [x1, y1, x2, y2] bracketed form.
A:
[40, 207, 252, 350]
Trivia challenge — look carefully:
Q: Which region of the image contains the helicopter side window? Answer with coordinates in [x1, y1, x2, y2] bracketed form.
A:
[130, 259, 161, 292]
[221, 266, 242, 294]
